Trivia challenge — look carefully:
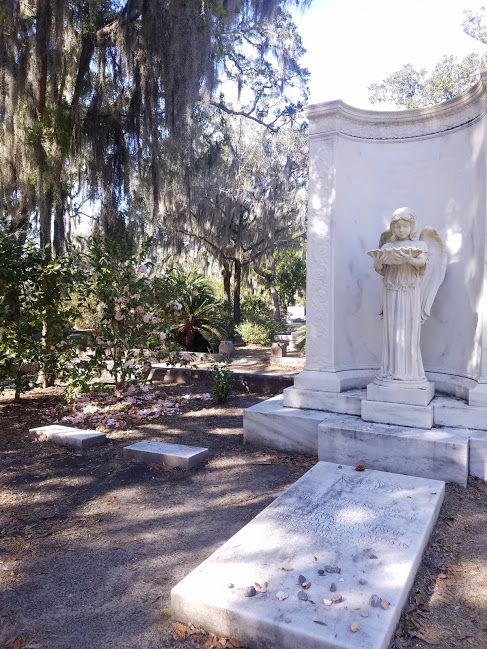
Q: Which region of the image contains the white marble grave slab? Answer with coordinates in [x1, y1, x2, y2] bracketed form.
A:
[29, 425, 106, 449]
[171, 462, 444, 649]
[123, 440, 208, 468]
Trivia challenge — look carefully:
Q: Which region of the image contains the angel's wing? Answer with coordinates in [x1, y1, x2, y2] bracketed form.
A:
[379, 229, 391, 248]
[419, 227, 447, 323]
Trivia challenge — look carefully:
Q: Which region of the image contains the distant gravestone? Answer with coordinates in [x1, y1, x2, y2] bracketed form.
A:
[218, 340, 235, 358]
[271, 342, 287, 357]
[171, 462, 445, 649]
[30, 425, 107, 449]
[123, 440, 208, 469]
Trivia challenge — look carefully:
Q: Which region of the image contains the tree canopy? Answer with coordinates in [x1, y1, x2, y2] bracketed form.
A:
[368, 8, 487, 109]
[0, 0, 310, 255]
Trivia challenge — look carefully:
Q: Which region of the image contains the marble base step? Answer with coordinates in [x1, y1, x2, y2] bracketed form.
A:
[171, 462, 445, 649]
[243, 394, 487, 481]
[29, 425, 107, 449]
[244, 395, 324, 454]
[283, 386, 363, 415]
[361, 400, 433, 429]
[318, 413, 470, 486]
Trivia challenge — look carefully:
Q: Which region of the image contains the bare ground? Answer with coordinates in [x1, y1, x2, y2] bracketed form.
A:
[0, 378, 486, 649]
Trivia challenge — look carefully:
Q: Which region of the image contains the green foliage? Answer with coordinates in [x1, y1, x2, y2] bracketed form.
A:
[0, 221, 81, 399]
[275, 248, 306, 306]
[166, 269, 230, 351]
[241, 295, 274, 322]
[237, 321, 274, 345]
[211, 360, 234, 403]
[239, 294, 281, 344]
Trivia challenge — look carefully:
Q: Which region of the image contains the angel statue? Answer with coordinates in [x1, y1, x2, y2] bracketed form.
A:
[368, 207, 446, 387]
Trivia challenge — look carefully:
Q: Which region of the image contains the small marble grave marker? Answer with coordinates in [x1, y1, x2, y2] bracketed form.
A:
[171, 461, 444, 649]
[271, 342, 287, 357]
[123, 440, 208, 469]
[29, 425, 106, 449]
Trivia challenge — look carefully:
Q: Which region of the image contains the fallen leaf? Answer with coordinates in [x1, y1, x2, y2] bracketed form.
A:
[13, 640, 21, 649]
[314, 620, 327, 626]
[280, 567, 293, 571]
[369, 554, 378, 559]
[110, 546, 121, 551]
[355, 464, 365, 471]
[350, 622, 360, 632]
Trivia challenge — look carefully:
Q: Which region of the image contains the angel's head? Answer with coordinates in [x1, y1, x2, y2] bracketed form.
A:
[389, 207, 418, 241]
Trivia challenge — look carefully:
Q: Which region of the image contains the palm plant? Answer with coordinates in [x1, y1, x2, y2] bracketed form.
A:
[166, 269, 230, 351]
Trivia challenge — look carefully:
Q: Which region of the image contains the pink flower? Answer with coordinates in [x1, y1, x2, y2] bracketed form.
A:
[137, 265, 147, 275]
[50, 345, 56, 351]
[135, 306, 145, 315]
[114, 311, 124, 321]
[131, 293, 140, 300]
[144, 279, 151, 285]
[123, 359, 134, 368]
[143, 314, 151, 323]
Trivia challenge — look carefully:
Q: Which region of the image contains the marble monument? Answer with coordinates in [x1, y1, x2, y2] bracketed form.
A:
[243, 73, 487, 483]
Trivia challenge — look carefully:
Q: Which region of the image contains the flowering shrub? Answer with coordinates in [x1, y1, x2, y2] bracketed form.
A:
[69, 234, 183, 395]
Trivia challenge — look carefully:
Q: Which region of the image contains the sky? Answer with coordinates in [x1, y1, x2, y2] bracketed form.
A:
[293, 0, 486, 109]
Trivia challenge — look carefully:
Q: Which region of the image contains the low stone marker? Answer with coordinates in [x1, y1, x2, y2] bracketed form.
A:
[123, 440, 208, 469]
[171, 461, 444, 649]
[271, 342, 287, 357]
[29, 425, 107, 449]
[218, 340, 235, 358]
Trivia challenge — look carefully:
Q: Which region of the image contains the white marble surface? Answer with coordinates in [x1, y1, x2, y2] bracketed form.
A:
[468, 383, 487, 408]
[367, 382, 434, 406]
[469, 431, 487, 479]
[283, 386, 363, 415]
[433, 396, 487, 431]
[362, 400, 433, 429]
[244, 395, 323, 454]
[171, 462, 445, 649]
[294, 369, 375, 393]
[123, 440, 208, 468]
[29, 425, 106, 449]
[318, 414, 469, 486]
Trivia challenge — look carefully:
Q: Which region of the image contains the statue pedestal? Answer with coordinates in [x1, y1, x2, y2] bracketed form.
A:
[367, 380, 435, 407]
[361, 399, 433, 429]
[361, 379, 435, 429]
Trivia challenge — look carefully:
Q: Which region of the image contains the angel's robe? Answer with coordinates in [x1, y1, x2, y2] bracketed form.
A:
[378, 240, 428, 382]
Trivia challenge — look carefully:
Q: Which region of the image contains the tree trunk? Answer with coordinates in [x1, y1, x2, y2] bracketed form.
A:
[222, 262, 232, 303]
[269, 278, 280, 317]
[233, 259, 242, 325]
[268, 258, 280, 317]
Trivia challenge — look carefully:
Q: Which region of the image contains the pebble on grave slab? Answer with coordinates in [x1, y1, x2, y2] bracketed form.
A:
[29, 424, 107, 449]
[123, 440, 208, 469]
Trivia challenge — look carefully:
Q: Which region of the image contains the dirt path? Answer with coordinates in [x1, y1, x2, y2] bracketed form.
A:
[0, 381, 486, 649]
